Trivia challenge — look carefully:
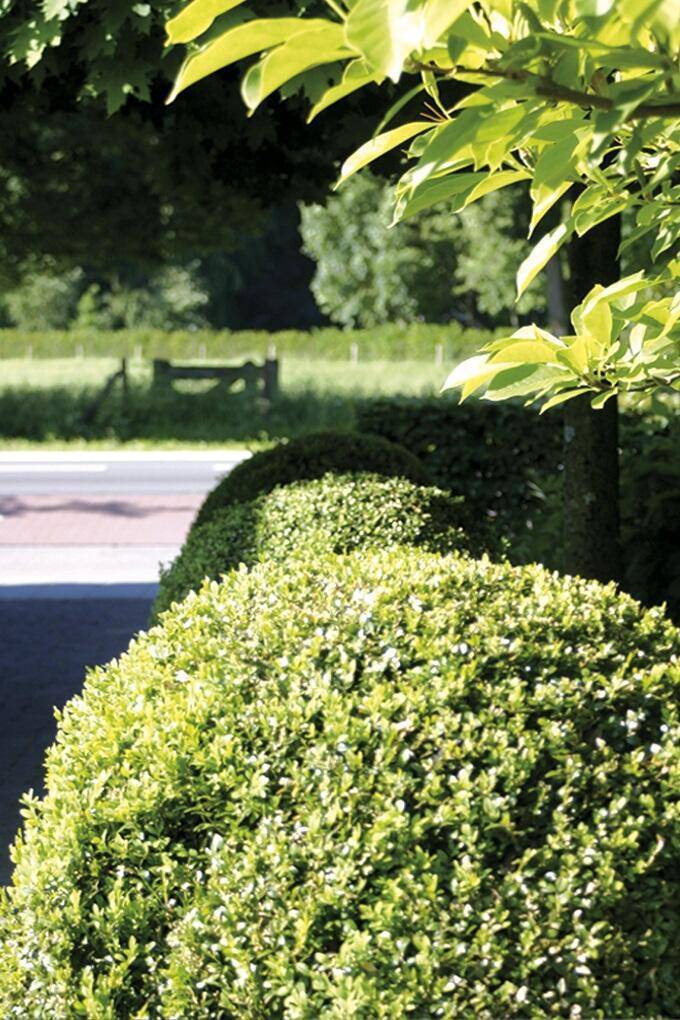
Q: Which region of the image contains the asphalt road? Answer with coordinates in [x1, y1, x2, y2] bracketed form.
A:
[0, 449, 249, 495]
[0, 450, 248, 884]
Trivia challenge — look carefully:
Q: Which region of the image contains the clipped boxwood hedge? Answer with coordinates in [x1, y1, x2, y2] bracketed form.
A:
[153, 472, 483, 619]
[1, 549, 678, 1017]
[356, 395, 563, 554]
[193, 429, 430, 527]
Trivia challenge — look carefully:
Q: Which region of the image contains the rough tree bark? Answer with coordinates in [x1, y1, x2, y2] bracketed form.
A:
[563, 219, 622, 583]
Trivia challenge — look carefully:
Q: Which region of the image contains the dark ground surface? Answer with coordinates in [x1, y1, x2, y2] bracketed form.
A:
[0, 593, 153, 885]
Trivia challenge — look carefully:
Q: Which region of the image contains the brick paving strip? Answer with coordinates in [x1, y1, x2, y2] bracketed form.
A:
[0, 492, 203, 545]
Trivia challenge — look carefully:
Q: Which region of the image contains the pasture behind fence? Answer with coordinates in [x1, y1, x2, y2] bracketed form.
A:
[0, 322, 500, 364]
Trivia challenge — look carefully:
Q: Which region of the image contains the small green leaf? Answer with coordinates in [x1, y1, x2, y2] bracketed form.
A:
[167, 18, 333, 102]
[591, 390, 617, 408]
[462, 169, 530, 208]
[539, 386, 591, 412]
[308, 60, 375, 122]
[241, 25, 349, 113]
[166, 0, 247, 45]
[442, 354, 515, 401]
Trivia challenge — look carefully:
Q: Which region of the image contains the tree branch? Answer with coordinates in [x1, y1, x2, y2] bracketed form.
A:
[410, 61, 680, 120]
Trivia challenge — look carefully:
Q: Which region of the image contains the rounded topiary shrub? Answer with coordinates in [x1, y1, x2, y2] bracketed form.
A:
[192, 429, 431, 527]
[1, 550, 678, 1018]
[153, 472, 484, 619]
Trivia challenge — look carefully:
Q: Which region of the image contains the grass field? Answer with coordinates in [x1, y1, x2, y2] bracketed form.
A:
[0, 356, 456, 448]
[0, 356, 450, 394]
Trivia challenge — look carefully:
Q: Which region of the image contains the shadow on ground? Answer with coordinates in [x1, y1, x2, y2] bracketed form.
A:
[0, 587, 155, 885]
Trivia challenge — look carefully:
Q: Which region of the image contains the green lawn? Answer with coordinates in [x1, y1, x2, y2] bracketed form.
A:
[0, 356, 450, 394]
[0, 356, 455, 449]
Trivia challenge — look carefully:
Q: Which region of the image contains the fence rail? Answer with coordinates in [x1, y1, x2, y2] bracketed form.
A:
[152, 358, 279, 401]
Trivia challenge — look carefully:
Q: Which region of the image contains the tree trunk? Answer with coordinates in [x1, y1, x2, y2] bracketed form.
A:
[563, 393, 621, 581]
[563, 220, 622, 583]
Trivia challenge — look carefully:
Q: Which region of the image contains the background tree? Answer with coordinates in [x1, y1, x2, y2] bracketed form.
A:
[0, 0, 382, 325]
[300, 171, 545, 326]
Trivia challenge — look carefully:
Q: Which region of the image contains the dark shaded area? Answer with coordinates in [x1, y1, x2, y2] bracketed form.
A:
[0, 593, 153, 885]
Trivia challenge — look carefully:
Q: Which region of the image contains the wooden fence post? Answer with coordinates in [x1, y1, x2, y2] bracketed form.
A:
[153, 359, 171, 389]
[264, 357, 279, 401]
[121, 358, 129, 403]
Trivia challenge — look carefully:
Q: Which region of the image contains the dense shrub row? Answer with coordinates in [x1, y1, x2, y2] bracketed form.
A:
[154, 472, 483, 618]
[358, 396, 680, 619]
[357, 396, 562, 550]
[1, 550, 677, 1016]
[0, 322, 496, 362]
[193, 430, 431, 527]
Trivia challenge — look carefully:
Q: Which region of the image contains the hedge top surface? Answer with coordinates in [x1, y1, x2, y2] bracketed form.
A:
[1, 550, 678, 1018]
[193, 429, 431, 526]
[153, 471, 485, 619]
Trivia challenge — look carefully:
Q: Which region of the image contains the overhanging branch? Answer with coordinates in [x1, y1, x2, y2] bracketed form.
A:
[409, 61, 680, 121]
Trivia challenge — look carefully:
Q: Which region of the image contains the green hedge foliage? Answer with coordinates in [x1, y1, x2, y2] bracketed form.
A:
[1, 549, 678, 1017]
[153, 473, 483, 619]
[193, 430, 430, 528]
[0, 323, 496, 362]
[357, 397, 680, 618]
[357, 396, 562, 557]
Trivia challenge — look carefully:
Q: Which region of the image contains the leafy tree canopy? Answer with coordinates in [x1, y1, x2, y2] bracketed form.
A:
[0, 0, 381, 282]
[165, 0, 679, 408]
[300, 171, 545, 327]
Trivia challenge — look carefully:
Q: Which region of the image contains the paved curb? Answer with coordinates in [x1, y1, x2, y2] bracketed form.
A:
[0, 544, 180, 586]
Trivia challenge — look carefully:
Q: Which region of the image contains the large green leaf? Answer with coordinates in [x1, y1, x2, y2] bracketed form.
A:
[345, 0, 419, 82]
[336, 121, 433, 187]
[166, 0, 247, 44]
[442, 354, 513, 400]
[573, 189, 632, 237]
[167, 18, 334, 101]
[461, 169, 530, 207]
[484, 363, 568, 401]
[241, 25, 350, 112]
[516, 221, 571, 298]
[395, 172, 486, 219]
[489, 339, 559, 364]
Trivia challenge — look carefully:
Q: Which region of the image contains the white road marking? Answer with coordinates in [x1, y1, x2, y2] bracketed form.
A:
[0, 464, 108, 473]
[0, 450, 250, 463]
